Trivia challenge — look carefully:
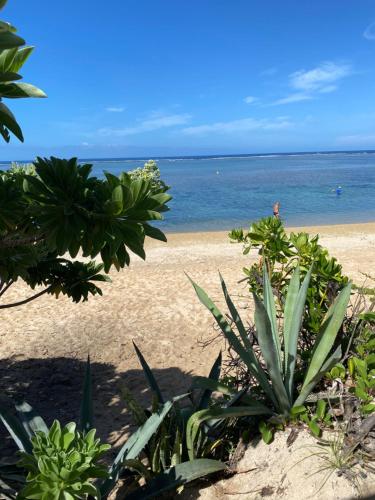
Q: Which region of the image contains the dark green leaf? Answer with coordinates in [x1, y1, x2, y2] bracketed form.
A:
[133, 341, 164, 404]
[125, 459, 226, 500]
[79, 356, 93, 433]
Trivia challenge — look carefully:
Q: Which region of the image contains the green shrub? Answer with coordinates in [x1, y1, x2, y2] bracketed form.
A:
[0, 157, 171, 308]
[129, 159, 168, 193]
[189, 265, 351, 424]
[230, 217, 349, 333]
[347, 313, 375, 415]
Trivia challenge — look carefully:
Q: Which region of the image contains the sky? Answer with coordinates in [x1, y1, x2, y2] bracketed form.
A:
[2, 0, 375, 159]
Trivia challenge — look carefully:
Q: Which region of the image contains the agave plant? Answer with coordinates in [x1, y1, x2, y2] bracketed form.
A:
[189, 264, 352, 422]
[120, 344, 229, 488]
[128, 343, 271, 467]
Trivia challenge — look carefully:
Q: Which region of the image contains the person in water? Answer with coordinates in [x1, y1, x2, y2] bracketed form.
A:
[273, 201, 280, 218]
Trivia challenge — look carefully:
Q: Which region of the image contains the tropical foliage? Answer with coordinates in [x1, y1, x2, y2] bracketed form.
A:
[347, 313, 375, 415]
[129, 159, 168, 192]
[0, 0, 46, 143]
[0, 157, 171, 307]
[189, 265, 352, 417]
[1, 0, 372, 494]
[17, 422, 110, 500]
[230, 216, 349, 333]
[0, 357, 226, 499]
[125, 343, 254, 474]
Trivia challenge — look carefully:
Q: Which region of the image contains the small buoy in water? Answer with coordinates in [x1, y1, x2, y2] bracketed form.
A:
[216, 170, 220, 175]
[336, 186, 342, 195]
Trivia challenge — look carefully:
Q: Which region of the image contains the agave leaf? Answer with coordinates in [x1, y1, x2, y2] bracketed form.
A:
[133, 341, 164, 404]
[0, 477, 18, 500]
[0, 403, 31, 453]
[263, 263, 282, 373]
[284, 266, 312, 400]
[219, 273, 272, 395]
[294, 346, 342, 407]
[193, 376, 236, 398]
[171, 427, 182, 466]
[189, 275, 277, 407]
[99, 400, 173, 498]
[122, 459, 152, 481]
[121, 385, 147, 426]
[15, 401, 48, 437]
[219, 273, 252, 350]
[79, 355, 93, 433]
[125, 459, 226, 500]
[283, 265, 300, 375]
[187, 405, 272, 460]
[253, 294, 290, 414]
[198, 351, 222, 410]
[193, 377, 269, 411]
[301, 282, 351, 390]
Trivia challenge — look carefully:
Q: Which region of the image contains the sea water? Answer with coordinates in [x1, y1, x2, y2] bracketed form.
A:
[86, 152, 375, 232]
[6, 152, 374, 232]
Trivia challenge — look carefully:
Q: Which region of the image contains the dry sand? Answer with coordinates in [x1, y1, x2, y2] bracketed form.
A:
[181, 430, 375, 500]
[0, 222, 374, 497]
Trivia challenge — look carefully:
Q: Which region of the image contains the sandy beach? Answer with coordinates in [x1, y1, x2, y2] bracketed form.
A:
[1, 222, 375, 446]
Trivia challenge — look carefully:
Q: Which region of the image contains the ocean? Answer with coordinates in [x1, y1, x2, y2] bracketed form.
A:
[7, 151, 375, 232]
[84, 151, 375, 232]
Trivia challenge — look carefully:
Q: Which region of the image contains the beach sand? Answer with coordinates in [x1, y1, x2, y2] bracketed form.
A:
[0, 222, 374, 447]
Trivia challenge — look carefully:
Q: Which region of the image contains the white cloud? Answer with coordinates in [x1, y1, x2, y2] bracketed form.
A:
[181, 116, 293, 136]
[273, 62, 351, 105]
[97, 113, 191, 137]
[243, 96, 258, 104]
[319, 85, 337, 93]
[363, 22, 375, 40]
[106, 106, 125, 112]
[273, 93, 314, 105]
[290, 62, 351, 92]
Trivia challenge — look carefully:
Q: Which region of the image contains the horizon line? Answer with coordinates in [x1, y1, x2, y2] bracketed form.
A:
[1, 148, 375, 164]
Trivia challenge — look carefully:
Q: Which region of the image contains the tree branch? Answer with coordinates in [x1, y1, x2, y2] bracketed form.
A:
[0, 286, 52, 309]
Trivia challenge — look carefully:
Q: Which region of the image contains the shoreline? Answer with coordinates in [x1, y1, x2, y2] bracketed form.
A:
[154, 220, 375, 246]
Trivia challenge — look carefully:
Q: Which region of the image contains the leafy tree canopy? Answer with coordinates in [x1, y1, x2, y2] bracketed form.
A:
[0, 157, 171, 306]
[0, 0, 46, 143]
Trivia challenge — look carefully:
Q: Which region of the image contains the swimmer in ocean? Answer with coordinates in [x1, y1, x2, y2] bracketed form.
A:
[273, 201, 280, 218]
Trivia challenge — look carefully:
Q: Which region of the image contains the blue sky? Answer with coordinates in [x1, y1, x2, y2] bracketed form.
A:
[2, 0, 375, 159]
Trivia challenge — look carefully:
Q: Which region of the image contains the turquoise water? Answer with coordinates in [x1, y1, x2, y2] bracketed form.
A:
[6, 152, 375, 232]
[87, 152, 375, 232]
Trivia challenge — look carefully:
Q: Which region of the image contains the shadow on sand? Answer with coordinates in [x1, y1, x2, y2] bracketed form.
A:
[0, 356, 194, 455]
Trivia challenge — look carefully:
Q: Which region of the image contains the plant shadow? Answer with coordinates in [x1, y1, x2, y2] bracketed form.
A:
[0, 356, 194, 456]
